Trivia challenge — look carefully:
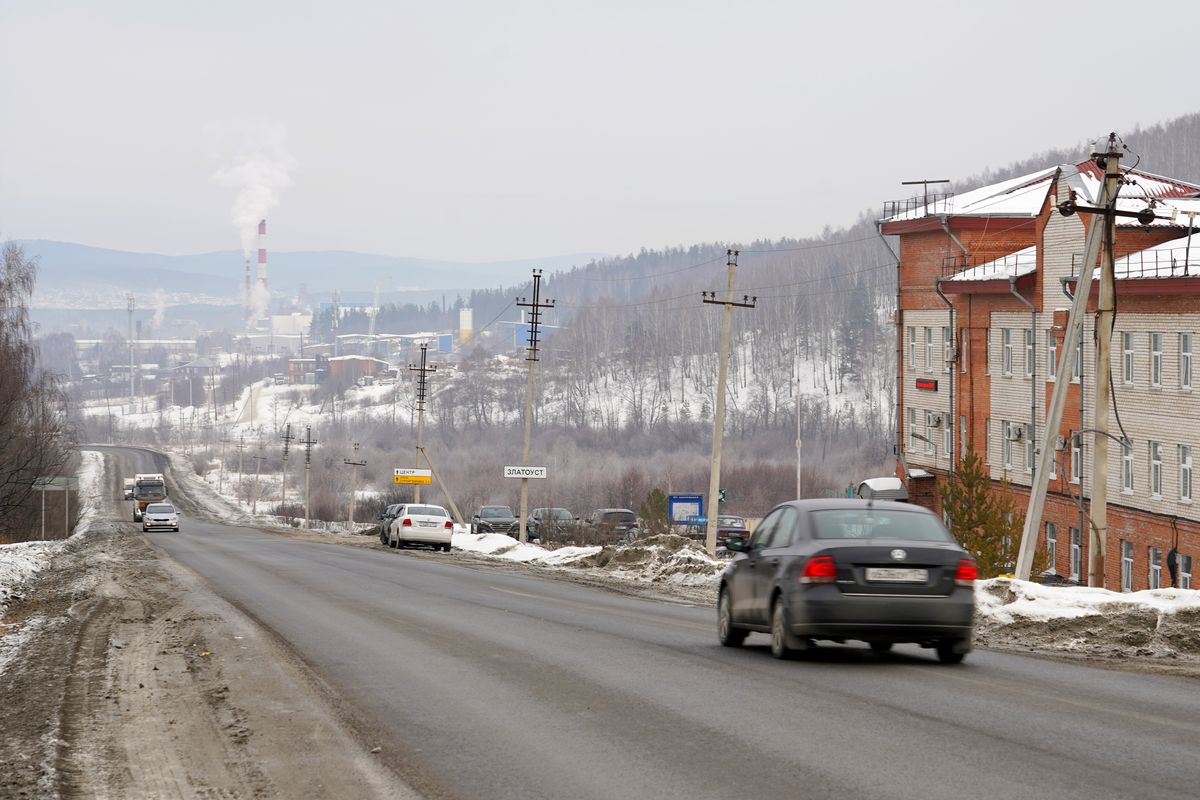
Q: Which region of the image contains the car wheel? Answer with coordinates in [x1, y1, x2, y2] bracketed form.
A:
[770, 599, 807, 660]
[936, 641, 967, 664]
[441, 543, 451, 552]
[388, 537, 397, 549]
[869, 641, 893, 654]
[717, 589, 746, 648]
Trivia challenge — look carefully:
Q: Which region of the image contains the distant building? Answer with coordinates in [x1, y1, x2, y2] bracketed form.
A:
[328, 355, 389, 384]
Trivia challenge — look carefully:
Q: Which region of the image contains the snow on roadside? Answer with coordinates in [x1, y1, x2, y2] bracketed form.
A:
[453, 532, 601, 565]
[976, 578, 1200, 659]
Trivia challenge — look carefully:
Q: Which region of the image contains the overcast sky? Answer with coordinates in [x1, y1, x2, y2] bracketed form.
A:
[2, 0, 1197, 263]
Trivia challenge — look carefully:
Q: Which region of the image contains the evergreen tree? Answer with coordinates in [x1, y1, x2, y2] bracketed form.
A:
[638, 487, 670, 536]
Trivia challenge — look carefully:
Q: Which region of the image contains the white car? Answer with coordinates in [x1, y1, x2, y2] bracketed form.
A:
[386, 504, 453, 551]
[142, 502, 180, 532]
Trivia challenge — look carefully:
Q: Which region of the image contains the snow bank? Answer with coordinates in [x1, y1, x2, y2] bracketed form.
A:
[452, 532, 601, 565]
[976, 578, 1200, 659]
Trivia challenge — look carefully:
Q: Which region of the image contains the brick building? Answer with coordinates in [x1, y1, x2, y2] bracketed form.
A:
[881, 160, 1200, 590]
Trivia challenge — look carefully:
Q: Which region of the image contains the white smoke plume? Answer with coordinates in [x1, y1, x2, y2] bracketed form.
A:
[211, 122, 295, 255]
[152, 289, 167, 331]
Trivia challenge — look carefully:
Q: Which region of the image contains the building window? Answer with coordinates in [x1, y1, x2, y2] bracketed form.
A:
[1002, 329, 1013, 376]
[960, 414, 967, 459]
[1025, 425, 1035, 474]
[1002, 421, 1014, 468]
[1024, 329, 1034, 378]
[984, 418, 992, 465]
[943, 420, 952, 460]
[986, 331, 993, 375]
[1072, 335, 1083, 382]
[1150, 441, 1163, 498]
[1122, 440, 1134, 493]
[1121, 540, 1134, 592]
[1181, 555, 1193, 590]
[925, 411, 935, 455]
[1150, 547, 1163, 590]
[924, 327, 933, 371]
[1046, 522, 1057, 574]
[1071, 433, 1082, 485]
[1181, 444, 1193, 501]
[942, 326, 951, 374]
[1122, 331, 1134, 384]
[1181, 333, 1192, 390]
[907, 326, 916, 369]
[1151, 333, 1163, 387]
[1069, 528, 1081, 581]
[1047, 332, 1057, 381]
[907, 407, 917, 452]
[960, 329, 968, 374]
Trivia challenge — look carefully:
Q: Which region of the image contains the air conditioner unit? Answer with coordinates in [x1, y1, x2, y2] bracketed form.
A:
[926, 412, 944, 428]
[1005, 425, 1025, 442]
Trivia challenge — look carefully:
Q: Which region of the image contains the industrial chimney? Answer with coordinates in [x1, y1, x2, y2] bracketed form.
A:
[244, 257, 252, 330]
[257, 218, 269, 298]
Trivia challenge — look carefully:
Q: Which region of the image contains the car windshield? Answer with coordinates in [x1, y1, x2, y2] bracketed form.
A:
[146, 504, 174, 514]
[548, 509, 572, 520]
[481, 507, 513, 518]
[809, 509, 953, 542]
[407, 505, 447, 517]
[601, 511, 636, 524]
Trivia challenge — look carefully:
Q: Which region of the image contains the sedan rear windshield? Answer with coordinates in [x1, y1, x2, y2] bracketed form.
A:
[543, 509, 573, 520]
[810, 509, 953, 542]
[407, 505, 448, 517]
[146, 504, 175, 514]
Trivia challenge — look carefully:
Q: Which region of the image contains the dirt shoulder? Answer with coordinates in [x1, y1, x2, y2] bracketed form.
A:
[0, 482, 418, 798]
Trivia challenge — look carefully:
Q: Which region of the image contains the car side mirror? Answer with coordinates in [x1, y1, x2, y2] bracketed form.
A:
[725, 539, 749, 553]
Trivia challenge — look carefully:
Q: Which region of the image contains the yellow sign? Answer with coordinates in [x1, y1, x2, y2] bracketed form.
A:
[394, 468, 432, 485]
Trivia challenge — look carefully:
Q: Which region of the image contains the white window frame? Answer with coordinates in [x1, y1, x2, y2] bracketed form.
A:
[1150, 546, 1162, 590]
[1071, 433, 1082, 485]
[925, 411, 935, 455]
[1181, 554, 1193, 590]
[1121, 540, 1134, 592]
[1002, 329, 1013, 376]
[942, 325, 951, 374]
[1122, 331, 1134, 385]
[1025, 425, 1035, 474]
[1069, 527, 1082, 581]
[960, 329, 968, 374]
[1072, 335, 1083, 383]
[1046, 522, 1057, 574]
[943, 421, 952, 460]
[1151, 332, 1163, 388]
[924, 327, 933, 372]
[1181, 333, 1192, 390]
[907, 326, 916, 369]
[959, 414, 967, 460]
[986, 331, 992, 376]
[1047, 332, 1057, 382]
[1150, 440, 1163, 498]
[984, 418, 992, 465]
[1024, 328, 1034, 378]
[907, 407, 917, 452]
[1002, 421, 1013, 468]
[1180, 444, 1193, 502]
[1122, 440, 1134, 493]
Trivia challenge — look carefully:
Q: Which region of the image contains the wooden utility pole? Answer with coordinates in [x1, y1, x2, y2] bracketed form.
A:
[301, 426, 318, 528]
[344, 442, 366, 530]
[409, 344, 436, 503]
[516, 269, 554, 543]
[279, 423, 294, 507]
[702, 250, 756, 555]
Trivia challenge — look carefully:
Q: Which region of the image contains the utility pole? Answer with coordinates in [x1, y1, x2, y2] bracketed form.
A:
[702, 250, 756, 555]
[795, 351, 803, 500]
[250, 440, 266, 515]
[218, 431, 230, 494]
[301, 425, 318, 528]
[344, 442, 366, 531]
[127, 294, 136, 415]
[234, 433, 247, 502]
[516, 269, 554, 544]
[409, 343, 436, 503]
[279, 423, 294, 507]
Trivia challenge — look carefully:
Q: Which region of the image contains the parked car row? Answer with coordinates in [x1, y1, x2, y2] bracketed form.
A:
[376, 503, 453, 551]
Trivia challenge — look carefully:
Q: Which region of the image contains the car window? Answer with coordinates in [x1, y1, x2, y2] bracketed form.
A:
[481, 507, 513, 518]
[809, 509, 954, 542]
[407, 505, 448, 517]
[601, 511, 635, 524]
[146, 504, 174, 513]
[749, 509, 782, 550]
[764, 507, 798, 548]
[551, 509, 573, 520]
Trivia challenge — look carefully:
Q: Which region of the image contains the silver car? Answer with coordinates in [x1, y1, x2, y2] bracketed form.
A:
[142, 502, 180, 532]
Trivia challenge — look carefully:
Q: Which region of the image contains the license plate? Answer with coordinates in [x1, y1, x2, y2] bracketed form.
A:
[419, 521, 437, 527]
[865, 567, 928, 583]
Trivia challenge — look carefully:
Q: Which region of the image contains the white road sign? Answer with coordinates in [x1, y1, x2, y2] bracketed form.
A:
[393, 468, 433, 485]
[503, 465, 548, 479]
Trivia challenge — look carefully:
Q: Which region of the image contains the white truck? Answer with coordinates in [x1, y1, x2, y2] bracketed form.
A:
[122, 478, 136, 500]
[132, 473, 167, 521]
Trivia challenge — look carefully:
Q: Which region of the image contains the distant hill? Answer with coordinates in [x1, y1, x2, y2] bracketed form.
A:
[19, 240, 605, 308]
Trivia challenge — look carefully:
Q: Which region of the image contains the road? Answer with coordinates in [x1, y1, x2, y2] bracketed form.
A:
[104, 447, 1200, 799]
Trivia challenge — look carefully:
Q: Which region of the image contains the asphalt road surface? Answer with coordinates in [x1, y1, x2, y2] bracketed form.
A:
[104, 447, 1200, 799]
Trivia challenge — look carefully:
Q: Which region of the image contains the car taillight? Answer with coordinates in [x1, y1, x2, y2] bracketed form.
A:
[799, 555, 837, 584]
[954, 559, 978, 587]
[401, 518, 412, 527]
[444, 520, 453, 529]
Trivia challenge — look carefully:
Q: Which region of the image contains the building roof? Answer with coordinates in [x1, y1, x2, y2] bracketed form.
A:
[882, 160, 1200, 225]
[1113, 231, 1200, 280]
[943, 245, 1037, 282]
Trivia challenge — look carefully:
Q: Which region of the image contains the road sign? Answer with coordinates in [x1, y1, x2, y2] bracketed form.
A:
[503, 465, 547, 479]
[668, 493, 704, 525]
[393, 468, 432, 485]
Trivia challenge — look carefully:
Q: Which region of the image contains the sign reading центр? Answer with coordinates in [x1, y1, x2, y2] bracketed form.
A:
[503, 466, 548, 479]
[394, 468, 433, 485]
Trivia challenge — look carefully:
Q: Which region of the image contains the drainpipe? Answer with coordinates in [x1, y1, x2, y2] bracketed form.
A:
[939, 216, 968, 478]
[877, 222, 905, 477]
[1061, 277, 1086, 556]
[1010, 275, 1037, 480]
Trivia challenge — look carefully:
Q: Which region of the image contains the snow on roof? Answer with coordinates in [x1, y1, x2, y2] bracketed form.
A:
[882, 161, 1200, 223]
[1114, 231, 1200, 280]
[328, 355, 389, 364]
[944, 245, 1037, 282]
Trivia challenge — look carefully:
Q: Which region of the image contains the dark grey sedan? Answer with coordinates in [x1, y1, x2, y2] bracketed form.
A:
[718, 499, 976, 663]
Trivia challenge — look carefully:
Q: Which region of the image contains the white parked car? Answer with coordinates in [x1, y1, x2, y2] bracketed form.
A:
[386, 504, 453, 551]
[142, 502, 180, 532]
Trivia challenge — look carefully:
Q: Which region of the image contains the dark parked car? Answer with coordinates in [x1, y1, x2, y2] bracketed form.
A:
[584, 508, 640, 544]
[718, 499, 976, 663]
[472, 505, 519, 536]
[716, 515, 751, 548]
[377, 503, 403, 545]
[526, 507, 575, 542]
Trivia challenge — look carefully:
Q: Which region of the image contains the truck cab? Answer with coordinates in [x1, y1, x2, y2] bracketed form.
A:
[133, 473, 167, 521]
[123, 478, 136, 500]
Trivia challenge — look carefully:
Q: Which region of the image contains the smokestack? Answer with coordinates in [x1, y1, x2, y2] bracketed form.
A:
[244, 257, 252, 329]
[257, 218, 268, 298]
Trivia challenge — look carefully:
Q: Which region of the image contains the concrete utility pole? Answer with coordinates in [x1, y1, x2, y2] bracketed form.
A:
[344, 442, 366, 530]
[127, 294, 136, 416]
[1014, 135, 1123, 582]
[516, 269, 555, 544]
[409, 343, 436, 504]
[702, 250, 756, 555]
[301, 426, 318, 528]
[218, 431, 230, 494]
[795, 351, 803, 500]
[279, 423, 294, 507]
[234, 433, 247, 502]
[250, 441, 266, 515]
